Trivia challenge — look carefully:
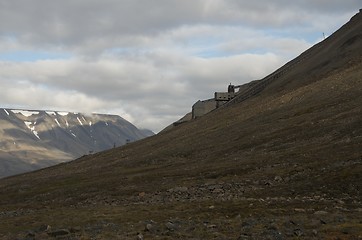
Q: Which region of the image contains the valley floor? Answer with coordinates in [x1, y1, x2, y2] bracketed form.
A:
[1, 174, 361, 239]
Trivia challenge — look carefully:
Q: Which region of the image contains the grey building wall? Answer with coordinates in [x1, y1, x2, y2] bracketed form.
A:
[192, 99, 217, 119]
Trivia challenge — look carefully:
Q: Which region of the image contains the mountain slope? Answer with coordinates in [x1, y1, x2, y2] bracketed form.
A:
[0, 109, 153, 178]
[0, 11, 361, 239]
[225, 10, 362, 107]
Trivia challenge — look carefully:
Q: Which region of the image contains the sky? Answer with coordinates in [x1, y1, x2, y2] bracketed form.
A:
[0, 1, 360, 132]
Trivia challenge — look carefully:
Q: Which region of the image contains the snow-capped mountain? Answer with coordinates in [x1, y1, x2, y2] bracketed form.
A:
[0, 108, 154, 178]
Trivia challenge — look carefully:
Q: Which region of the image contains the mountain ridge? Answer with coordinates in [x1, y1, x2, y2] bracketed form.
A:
[0, 108, 154, 178]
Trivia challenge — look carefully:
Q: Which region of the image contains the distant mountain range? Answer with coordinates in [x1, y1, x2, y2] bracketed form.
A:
[0, 108, 154, 178]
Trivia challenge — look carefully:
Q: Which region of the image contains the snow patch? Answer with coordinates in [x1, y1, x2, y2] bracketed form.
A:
[54, 119, 61, 127]
[33, 131, 40, 139]
[57, 112, 69, 116]
[46, 111, 56, 116]
[24, 121, 32, 128]
[105, 122, 109, 126]
[24, 121, 40, 139]
[65, 120, 69, 127]
[89, 121, 92, 126]
[77, 117, 83, 126]
[12, 110, 39, 117]
[82, 116, 86, 122]
[70, 130, 77, 137]
[3, 109, 9, 115]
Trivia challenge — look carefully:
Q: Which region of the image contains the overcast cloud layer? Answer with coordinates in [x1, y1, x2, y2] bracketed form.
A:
[0, 1, 360, 132]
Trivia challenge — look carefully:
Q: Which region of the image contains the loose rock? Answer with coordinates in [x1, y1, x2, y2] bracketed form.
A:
[314, 210, 328, 215]
[165, 221, 176, 231]
[47, 229, 70, 237]
[136, 232, 144, 240]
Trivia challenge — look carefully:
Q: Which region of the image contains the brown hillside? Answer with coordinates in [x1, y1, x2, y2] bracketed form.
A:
[0, 11, 361, 240]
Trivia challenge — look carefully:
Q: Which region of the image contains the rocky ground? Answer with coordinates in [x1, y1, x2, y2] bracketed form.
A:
[1, 177, 361, 239]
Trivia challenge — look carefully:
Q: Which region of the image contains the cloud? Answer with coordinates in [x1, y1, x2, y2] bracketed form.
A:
[1, 1, 358, 50]
[0, 0, 360, 132]
[0, 51, 286, 131]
